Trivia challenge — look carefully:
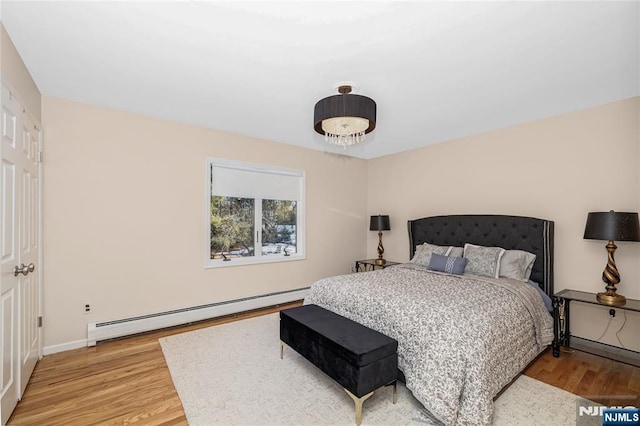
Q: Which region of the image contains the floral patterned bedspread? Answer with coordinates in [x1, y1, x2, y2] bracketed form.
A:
[304, 263, 554, 426]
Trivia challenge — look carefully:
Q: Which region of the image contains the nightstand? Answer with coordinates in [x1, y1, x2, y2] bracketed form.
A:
[355, 259, 400, 272]
[552, 289, 640, 366]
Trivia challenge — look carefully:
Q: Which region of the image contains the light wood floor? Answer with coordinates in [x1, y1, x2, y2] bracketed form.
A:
[9, 301, 640, 425]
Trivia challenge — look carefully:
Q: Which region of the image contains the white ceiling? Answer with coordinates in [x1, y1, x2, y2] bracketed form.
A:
[2, 1, 639, 159]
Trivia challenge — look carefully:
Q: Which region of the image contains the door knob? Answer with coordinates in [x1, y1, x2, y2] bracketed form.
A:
[14, 263, 35, 277]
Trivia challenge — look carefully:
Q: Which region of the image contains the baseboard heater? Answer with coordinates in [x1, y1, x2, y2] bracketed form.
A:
[86, 287, 309, 346]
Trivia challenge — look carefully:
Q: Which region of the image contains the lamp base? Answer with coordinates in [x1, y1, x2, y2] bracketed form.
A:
[375, 258, 386, 266]
[596, 292, 626, 306]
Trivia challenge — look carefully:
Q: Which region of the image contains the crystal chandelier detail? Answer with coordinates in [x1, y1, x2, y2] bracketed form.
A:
[325, 130, 366, 147]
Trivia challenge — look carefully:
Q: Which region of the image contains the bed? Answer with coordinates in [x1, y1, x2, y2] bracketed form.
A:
[304, 214, 555, 426]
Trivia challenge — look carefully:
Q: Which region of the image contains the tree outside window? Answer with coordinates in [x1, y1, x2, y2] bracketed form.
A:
[207, 158, 304, 266]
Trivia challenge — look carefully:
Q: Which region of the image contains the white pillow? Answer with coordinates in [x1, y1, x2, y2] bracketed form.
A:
[499, 250, 536, 282]
[463, 243, 506, 278]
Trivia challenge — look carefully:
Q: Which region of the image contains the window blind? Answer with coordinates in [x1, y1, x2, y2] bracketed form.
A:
[210, 162, 303, 201]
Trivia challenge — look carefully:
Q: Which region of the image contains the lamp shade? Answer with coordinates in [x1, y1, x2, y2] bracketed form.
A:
[369, 215, 390, 231]
[583, 211, 640, 242]
[314, 94, 376, 135]
[314, 85, 376, 147]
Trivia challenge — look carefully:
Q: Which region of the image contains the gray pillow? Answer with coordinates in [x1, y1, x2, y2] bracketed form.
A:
[411, 243, 450, 267]
[463, 243, 505, 278]
[447, 246, 464, 257]
[428, 254, 467, 275]
[500, 250, 537, 282]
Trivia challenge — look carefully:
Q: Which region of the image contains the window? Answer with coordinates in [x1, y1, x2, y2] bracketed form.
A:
[207, 158, 305, 267]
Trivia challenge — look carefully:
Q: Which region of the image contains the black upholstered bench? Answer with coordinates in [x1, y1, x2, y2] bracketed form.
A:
[279, 304, 398, 425]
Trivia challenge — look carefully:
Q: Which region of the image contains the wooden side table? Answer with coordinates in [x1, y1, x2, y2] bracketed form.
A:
[355, 259, 400, 272]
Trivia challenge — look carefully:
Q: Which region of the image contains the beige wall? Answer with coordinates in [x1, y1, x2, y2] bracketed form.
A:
[0, 23, 41, 121]
[42, 96, 640, 351]
[16, 53, 639, 353]
[42, 96, 367, 348]
[367, 97, 640, 351]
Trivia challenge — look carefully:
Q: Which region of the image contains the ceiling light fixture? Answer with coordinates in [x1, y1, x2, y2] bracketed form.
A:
[313, 85, 376, 147]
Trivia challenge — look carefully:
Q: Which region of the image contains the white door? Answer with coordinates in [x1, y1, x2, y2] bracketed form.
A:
[18, 111, 41, 396]
[0, 84, 42, 425]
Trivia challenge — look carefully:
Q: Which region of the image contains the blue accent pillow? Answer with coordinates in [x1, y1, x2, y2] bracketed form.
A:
[427, 254, 467, 275]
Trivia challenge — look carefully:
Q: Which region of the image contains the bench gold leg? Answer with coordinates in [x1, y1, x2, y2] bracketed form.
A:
[280, 341, 284, 359]
[384, 381, 398, 404]
[344, 389, 374, 426]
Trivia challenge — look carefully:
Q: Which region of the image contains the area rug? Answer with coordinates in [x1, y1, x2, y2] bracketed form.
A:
[160, 313, 594, 425]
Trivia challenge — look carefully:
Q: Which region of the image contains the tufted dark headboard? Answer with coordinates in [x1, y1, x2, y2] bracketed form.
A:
[408, 215, 554, 297]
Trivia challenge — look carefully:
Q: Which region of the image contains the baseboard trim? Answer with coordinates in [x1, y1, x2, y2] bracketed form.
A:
[43, 339, 88, 355]
[44, 289, 308, 355]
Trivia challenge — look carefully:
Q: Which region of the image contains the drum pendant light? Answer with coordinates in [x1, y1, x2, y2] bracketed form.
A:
[313, 85, 376, 147]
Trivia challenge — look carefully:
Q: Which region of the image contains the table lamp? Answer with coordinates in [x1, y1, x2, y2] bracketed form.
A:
[370, 215, 390, 266]
[583, 210, 640, 306]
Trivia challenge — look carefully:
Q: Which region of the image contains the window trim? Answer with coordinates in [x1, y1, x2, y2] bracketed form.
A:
[205, 157, 306, 268]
